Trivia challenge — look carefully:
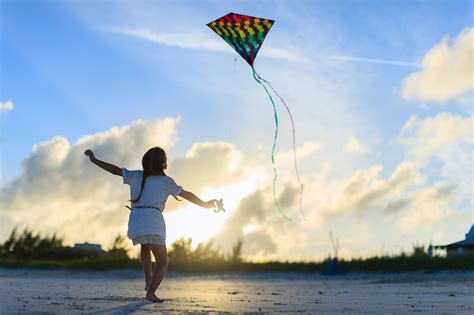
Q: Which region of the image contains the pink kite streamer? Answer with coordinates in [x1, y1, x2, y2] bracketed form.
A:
[253, 68, 306, 221]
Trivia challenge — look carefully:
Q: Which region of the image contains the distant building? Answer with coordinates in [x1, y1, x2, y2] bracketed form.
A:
[430, 225, 474, 256]
[73, 242, 104, 253]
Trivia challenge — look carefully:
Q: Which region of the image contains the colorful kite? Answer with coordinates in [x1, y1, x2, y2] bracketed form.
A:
[207, 12, 305, 222]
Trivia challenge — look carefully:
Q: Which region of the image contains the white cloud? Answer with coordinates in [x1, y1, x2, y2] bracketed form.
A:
[393, 184, 456, 232]
[321, 161, 426, 218]
[401, 28, 474, 102]
[398, 112, 473, 165]
[343, 136, 370, 154]
[276, 141, 322, 167]
[103, 27, 312, 63]
[210, 153, 463, 260]
[397, 112, 473, 210]
[0, 100, 14, 112]
[211, 185, 299, 260]
[170, 141, 245, 195]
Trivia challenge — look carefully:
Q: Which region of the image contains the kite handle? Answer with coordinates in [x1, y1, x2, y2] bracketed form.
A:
[213, 199, 225, 213]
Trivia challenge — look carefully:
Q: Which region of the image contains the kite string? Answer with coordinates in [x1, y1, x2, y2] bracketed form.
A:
[253, 68, 306, 221]
[252, 66, 292, 222]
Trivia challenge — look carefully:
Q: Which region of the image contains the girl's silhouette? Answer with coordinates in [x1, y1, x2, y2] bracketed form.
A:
[85, 147, 218, 302]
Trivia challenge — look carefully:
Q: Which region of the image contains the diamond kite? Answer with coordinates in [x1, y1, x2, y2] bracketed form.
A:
[207, 13, 304, 222]
[207, 12, 274, 66]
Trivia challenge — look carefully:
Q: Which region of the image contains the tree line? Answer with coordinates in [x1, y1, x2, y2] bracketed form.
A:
[1, 227, 473, 272]
[0, 227, 242, 265]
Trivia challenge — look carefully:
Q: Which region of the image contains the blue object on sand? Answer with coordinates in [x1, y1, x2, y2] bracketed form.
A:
[320, 258, 349, 276]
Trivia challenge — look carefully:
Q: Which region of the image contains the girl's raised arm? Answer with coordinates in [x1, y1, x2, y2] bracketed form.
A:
[84, 149, 122, 176]
[178, 190, 215, 209]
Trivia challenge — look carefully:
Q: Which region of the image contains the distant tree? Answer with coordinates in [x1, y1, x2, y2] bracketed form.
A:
[192, 240, 224, 261]
[411, 244, 427, 257]
[229, 239, 243, 262]
[106, 234, 130, 259]
[0, 227, 63, 259]
[0, 227, 19, 257]
[168, 238, 193, 263]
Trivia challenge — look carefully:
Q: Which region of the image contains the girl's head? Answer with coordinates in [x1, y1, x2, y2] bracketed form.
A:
[130, 147, 168, 203]
[142, 147, 167, 176]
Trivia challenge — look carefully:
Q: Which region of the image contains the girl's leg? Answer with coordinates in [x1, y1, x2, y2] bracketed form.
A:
[140, 244, 153, 291]
[146, 244, 168, 301]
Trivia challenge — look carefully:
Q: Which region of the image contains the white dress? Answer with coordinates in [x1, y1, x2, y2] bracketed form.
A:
[122, 168, 182, 246]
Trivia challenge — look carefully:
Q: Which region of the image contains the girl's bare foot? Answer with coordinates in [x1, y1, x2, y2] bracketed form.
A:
[145, 292, 164, 303]
[152, 292, 164, 302]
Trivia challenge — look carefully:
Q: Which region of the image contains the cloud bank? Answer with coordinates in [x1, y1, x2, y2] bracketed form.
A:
[0, 118, 249, 248]
[1, 118, 178, 244]
[0, 113, 471, 259]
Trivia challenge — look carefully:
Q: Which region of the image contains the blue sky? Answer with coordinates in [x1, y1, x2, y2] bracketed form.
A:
[1, 0, 472, 259]
[2, 0, 470, 179]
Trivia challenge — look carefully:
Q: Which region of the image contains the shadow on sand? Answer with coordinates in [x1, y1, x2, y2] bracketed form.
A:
[86, 296, 165, 314]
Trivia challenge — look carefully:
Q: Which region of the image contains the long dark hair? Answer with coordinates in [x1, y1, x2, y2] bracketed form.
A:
[131, 147, 167, 203]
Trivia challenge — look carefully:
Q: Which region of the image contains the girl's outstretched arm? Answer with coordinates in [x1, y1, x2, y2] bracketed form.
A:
[178, 190, 215, 209]
[84, 149, 122, 176]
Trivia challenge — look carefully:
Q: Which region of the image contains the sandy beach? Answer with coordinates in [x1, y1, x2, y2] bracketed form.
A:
[1, 269, 473, 314]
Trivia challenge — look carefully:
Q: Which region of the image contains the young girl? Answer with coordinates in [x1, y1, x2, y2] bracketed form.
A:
[84, 147, 218, 302]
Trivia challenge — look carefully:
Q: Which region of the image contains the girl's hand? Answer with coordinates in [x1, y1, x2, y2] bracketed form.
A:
[84, 149, 96, 161]
[205, 199, 225, 212]
[205, 199, 217, 209]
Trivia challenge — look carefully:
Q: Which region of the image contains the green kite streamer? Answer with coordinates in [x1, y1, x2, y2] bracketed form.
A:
[252, 66, 292, 222]
[253, 69, 306, 221]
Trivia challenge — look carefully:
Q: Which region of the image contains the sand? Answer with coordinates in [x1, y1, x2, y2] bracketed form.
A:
[1, 268, 473, 314]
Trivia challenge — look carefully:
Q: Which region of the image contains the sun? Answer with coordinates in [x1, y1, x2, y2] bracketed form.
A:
[165, 179, 258, 248]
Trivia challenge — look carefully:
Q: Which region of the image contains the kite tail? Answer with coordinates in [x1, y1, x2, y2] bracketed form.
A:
[252, 66, 292, 222]
[253, 68, 306, 221]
